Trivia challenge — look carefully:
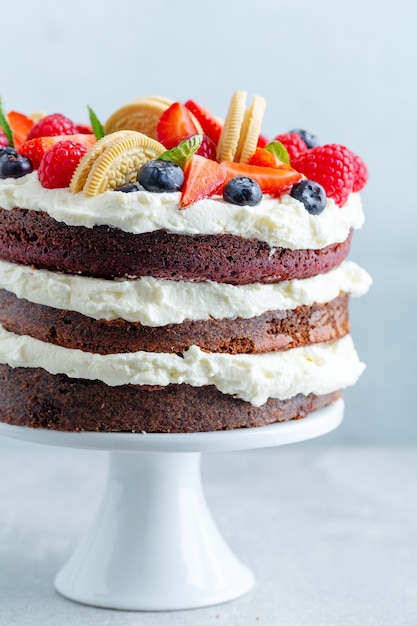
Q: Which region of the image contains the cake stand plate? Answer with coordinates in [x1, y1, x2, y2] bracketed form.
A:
[0, 400, 343, 611]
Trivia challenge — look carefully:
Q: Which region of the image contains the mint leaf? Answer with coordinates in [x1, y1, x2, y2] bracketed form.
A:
[0, 98, 14, 148]
[88, 106, 105, 140]
[265, 140, 290, 165]
[158, 134, 203, 168]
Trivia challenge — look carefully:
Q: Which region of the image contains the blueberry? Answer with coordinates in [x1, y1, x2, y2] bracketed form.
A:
[0, 146, 18, 157]
[137, 160, 184, 193]
[0, 151, 33, 179]
[290, 179, 327, 215]
[290, 128, 319, 149]
[114, 182, 144, 193]
[223, 176, 262, 206]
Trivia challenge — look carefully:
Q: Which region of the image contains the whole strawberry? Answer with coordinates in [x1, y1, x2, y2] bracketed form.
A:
[273, 132, 308, 163]
[27, 113, 77, 140]
[292, 144, 355, 207]
[38, 140, 87, 189]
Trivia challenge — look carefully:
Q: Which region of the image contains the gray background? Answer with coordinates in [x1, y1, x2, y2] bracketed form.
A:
[1, 0, 416, 443]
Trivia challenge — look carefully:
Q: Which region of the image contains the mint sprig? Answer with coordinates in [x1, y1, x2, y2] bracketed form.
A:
[265, 140, 290, 165]
[88, 106, 105, 140]
[0, 97, 14, 148]
[158, 134, 203, 168]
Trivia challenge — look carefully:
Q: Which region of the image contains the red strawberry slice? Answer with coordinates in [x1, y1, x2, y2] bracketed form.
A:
[184, 100, 223, 144]
[20, 134, 96, 169]
[257, 134, 269, 148]
[7, 111, 35, 150]
[220, 161, 302, 198]
[248, 147, 293, 170]
[157, 102, 201, 150]
[180, 155, 226, 208]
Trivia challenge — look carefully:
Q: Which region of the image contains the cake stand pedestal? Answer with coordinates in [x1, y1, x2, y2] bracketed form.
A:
[0, 400, 343, 611]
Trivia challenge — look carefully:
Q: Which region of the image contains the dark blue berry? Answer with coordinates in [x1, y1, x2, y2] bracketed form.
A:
[290, 179, 326, 215]
[290, 129, 319, 149]
[223, 176, 262, 206]
[137, 159, 184, 193]
[0, 151, 33, 179]
[115, 182, 144, 193]
[0, 147, 18, 157]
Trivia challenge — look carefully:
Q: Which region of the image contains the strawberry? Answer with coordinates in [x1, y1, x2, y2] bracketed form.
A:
[0, 129, 9, 149]
[157, 102, 201, 150]
[27, 113, 77, 140]
[180, 155, 226, 208]
[75, 123, 93, 134]
[7, 111, 35, 150]
[248, 147, 293, 170]
[257, 134, 269, 148]
[273, 132, 307, 162]
[219, 161, 302, 198]
[20, 134, 96, 169]
[351, 151, 368, 192]
[38, 140, 87, 189]
[292, 144, 355, 207]
[184, 100, 222, 144]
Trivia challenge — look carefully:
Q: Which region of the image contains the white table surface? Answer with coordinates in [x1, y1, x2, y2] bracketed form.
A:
[1, 438, 416, 626]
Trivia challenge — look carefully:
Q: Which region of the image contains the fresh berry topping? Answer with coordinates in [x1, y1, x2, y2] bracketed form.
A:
[137, 159, 184, 193]
[0, 150, 33, 179]
[75, 123, 93, 134]
[115, 182, 144, 193]
[257, 134, 269, 148]
[223, 177, 262, 206]
[292, 144, 354, 207]
[38, 140, 87, 189]
[184, 100, 222, 144]
[20, 134, 96, 169]
[0, 147, 18, 157]
[0, 129, 9, 149]
[351, 151, 368, 192]
[290, 128, 319, 149]
[196, 134, 217, 160]
[27, 113, 77, 140]
[248, 147, 293, 170]
[220, 161, 302, 198]
[158, 135, 203, 168]
[181, 155, 226, 208]
[7, 111, 35, 150]
[273, 132, 307, 162]
[290, 179, 327, 215]
[157, 102, 201, 150]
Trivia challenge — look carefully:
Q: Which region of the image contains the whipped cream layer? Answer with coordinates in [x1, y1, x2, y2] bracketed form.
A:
[0, 172, 364, 249]
[0, 326, 364, 406]
[0, 259, 372, 326]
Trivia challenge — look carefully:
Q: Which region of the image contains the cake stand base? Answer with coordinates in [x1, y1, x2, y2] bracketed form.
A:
[0, 399, 343, 611]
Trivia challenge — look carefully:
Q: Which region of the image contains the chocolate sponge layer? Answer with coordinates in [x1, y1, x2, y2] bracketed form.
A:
[0, 364, 342, 432]
[0, 290, 350, 354]
[0, 208, 352, 284]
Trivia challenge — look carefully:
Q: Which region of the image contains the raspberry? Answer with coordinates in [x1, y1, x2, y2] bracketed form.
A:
[38, 140, 87, 189]
[0, 129, 9, 149]
[27, 113, 77, 140]
[351, 151, 368, 192]
[196, 135, 217, 160]
[292, 144, 355, 207]
[274, 132, 308, 163]
[20, 137, 56, 169]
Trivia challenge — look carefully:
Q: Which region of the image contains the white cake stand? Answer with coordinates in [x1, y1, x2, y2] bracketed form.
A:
[0, 399, 343, 611]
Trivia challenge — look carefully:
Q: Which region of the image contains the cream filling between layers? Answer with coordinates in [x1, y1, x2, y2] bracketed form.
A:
[0, 326, 364, 406]
[0, 172, 364, 249]
[0, 259, 371, 326]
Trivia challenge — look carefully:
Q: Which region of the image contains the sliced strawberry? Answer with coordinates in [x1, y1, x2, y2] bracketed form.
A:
[75, 123, 93, 134]
[20, 134, 96, 169]
[220, 161, 302, 198]
[248, 147, 293, 170]
[184, 100, 222, 144]
[157, 102, 200, 150]
[181, 155, 226, 208]
[7, 111, 35, 150]
[257, 134, 269, 148]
